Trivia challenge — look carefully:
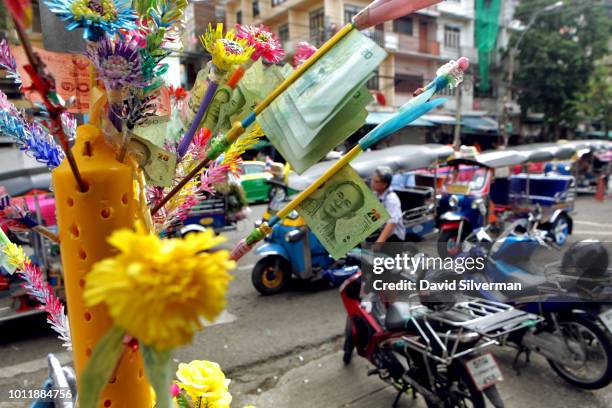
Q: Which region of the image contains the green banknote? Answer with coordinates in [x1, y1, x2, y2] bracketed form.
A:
[268, 84, 372, 174]
[215, 60, 287, 134]
[258, 29, 386, 173]
[297, 165, 389, 260]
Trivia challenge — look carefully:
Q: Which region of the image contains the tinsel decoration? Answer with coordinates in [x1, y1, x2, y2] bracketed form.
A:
[0, 92, 64, 168]
[0, 39, 22, 85]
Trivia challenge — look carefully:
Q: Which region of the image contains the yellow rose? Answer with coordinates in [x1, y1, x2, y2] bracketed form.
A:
[175, 360, 232, 408]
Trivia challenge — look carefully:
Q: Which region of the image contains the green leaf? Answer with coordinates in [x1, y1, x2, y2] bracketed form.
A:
[142, 345, 173, 408]
[79, 326, 125, 408]
[176, 393, 190, 408]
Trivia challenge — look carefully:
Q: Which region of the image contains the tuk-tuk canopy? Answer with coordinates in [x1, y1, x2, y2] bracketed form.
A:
[448, 143, 579, 169]
[448, 150, 527, 169]
[513, 143, 575, 161]
[288, 144, 453, 191]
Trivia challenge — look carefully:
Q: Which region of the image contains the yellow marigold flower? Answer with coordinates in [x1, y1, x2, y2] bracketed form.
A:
[2, 241, 27, 270]
[84, 223, 235, 350]
[175, 360, 232, 408]
[200, 23, 253, 72]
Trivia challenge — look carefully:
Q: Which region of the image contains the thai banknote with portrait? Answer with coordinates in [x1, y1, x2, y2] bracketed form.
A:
[128, 135, 177, 188]
[296, 165, 389, 259]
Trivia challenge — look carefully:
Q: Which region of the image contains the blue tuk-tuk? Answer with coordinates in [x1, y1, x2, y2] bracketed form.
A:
[250, 144, 453, 295]
[437, 143, 577, 256]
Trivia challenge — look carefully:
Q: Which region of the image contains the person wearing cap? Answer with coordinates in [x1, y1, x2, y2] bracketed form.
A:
[371, 166, 405, 243]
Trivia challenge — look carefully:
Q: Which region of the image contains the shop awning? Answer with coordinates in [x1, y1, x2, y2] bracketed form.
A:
[423, 114, 499, 135]
[366, 111, 435, 127]
[461, 116, 499, 134]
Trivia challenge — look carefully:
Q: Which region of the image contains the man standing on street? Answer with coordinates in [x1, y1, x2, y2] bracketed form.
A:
[371, 166, 405, 243]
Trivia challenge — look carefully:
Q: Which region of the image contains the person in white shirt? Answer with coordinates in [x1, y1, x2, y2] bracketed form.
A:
[371, 166, 405, 243]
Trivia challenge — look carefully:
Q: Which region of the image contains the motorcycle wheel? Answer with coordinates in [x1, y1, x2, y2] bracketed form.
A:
[424, 361, 486, 408]
[549, 214, 570, 246]
[342, 317, 354, 366]
[251, 256, 292, 295]
[438, 229, 465, 258]
[548, 315, 612, 389]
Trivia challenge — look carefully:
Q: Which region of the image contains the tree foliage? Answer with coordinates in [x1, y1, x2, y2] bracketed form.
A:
[511, 0, 611, 139]
[573, 64, 612, 136]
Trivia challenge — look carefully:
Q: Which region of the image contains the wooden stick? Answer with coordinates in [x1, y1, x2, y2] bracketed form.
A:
[12, 17, 87, 192]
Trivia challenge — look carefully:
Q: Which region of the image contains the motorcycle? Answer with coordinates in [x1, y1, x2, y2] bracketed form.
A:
[340, 251, 540, 407]
[459, 210, 612, 389]
[251, 211, 359, 295]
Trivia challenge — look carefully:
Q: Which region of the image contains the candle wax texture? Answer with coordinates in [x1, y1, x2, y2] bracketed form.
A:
[52, 124, 151, 407]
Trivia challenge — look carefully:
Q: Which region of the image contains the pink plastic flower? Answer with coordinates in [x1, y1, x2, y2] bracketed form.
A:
[235, 24, 285, 63]
[293, 42, 317, 67]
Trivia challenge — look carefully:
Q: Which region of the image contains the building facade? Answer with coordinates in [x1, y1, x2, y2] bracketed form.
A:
[224, 0, 480, 115]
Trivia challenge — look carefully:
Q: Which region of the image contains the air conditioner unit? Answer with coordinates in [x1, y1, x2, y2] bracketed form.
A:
[385, 33, 398, 51]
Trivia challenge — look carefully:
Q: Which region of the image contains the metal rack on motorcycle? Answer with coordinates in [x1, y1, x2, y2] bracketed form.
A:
[399, 298, 543, 365]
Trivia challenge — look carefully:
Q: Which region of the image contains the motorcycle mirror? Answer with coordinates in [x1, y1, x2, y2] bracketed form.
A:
[179, 224, 209, 238]
[285, 229, 305, 243]
[475, 228, 493, 243]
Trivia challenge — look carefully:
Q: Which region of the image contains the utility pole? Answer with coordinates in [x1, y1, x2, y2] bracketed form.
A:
[453, 84, 462, 150]
[499, 49, 514, 149]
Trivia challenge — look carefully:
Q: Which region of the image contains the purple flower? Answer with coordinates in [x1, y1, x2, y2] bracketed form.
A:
[88, 36, 146, 89]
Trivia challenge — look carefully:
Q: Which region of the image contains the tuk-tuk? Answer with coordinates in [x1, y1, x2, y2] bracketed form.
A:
[437, 143, 577, 256]
[250, 144, 453, 295]
[545, 140, 612, 194]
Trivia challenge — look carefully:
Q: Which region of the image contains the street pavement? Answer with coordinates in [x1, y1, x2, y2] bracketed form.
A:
[1, 196, 612, 407]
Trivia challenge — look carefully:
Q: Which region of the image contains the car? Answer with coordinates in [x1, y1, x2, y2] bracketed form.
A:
[239, 161, 276, 203]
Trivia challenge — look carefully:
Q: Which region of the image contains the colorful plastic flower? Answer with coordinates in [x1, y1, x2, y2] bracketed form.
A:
[1, 241, 27, 270]
[0, 236, 71, 349]
[0, 39, 21, 85]
[175, 360, 232, 408]
[200, 24, 254, 72]
[201, 161, 231, 195]
[44, 0, 137, 41]
[0, 94, 65, 168]
[84, 223, 235, 350]
[223, 124, 264, 172]
[293, 41, 317, 67]
[88, 36, 146, 89]
[235, 24, 285, 63]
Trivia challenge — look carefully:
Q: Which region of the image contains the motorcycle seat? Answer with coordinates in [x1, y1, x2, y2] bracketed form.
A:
[503, 269, 548, 290]
[385, 302, 416, 331]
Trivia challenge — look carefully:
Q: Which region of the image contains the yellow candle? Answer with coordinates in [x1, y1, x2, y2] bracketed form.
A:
[52, 124, 151, 407]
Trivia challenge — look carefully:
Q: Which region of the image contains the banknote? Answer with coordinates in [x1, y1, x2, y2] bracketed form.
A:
[297, 165, 389, 260]
[264, 83, 372, 174]
[259, 29, 386, 150]
[214, 61, 288, 134]
[132, 115, 169, 147]
[128, 135, 177, 188]
[258, 31, 386, 173]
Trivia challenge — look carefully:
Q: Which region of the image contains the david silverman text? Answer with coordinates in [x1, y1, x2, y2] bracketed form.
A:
[372, 279, 523, 292]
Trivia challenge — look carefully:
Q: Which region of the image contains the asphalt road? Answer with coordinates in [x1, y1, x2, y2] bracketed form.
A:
[1, 196, 612, 407]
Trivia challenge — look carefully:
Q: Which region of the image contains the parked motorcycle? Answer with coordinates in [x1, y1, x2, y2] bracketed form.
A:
[459, 212, 612, 389]
[340, 251, 540, 407]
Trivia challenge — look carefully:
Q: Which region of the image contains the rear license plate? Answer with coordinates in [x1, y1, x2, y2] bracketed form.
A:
[465, 353, 503, 391]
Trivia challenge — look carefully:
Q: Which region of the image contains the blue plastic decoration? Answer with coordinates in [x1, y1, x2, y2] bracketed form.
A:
[44, 0, 137, 41]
